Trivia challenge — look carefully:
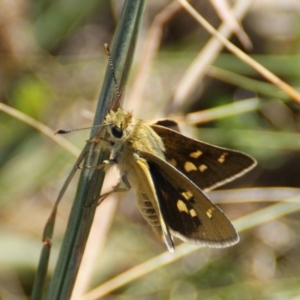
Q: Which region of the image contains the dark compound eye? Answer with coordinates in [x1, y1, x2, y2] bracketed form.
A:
[111, 126, 123, 138]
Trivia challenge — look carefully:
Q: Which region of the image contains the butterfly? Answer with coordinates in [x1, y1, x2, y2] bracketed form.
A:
[92, 108, 256, 251]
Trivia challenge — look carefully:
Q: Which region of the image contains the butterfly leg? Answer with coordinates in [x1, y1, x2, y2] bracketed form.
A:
[79, 159, 120, 207]
[97, 175, 131, 205]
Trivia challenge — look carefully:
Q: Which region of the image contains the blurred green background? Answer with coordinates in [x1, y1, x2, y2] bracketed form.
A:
[1, 0, 300, 299]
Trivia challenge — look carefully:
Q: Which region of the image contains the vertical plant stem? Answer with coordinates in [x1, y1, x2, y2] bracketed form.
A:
[43, 1, 146, 299]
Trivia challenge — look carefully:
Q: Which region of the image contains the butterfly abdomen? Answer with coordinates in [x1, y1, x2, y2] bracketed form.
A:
[135, 190, 161, 228]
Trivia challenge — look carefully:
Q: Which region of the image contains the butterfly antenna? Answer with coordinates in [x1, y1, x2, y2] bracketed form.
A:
[104, 43, 123, 110]
[55, 124, 103, 135]
[55, 44, 122, 135]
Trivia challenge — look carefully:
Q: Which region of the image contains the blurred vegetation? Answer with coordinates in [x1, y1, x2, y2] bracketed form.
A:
[1, 0, 300, 299]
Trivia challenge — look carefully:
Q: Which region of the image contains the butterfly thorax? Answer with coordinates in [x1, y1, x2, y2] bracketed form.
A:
[103, 108, 166, 165]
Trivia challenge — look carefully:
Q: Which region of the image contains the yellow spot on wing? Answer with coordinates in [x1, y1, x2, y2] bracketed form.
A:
[218, 152, 228, 163]
[199, 164, 208, 172]
[177, 200, 188, 213]
[184, 161, 197, 172]
[189, 150, 203, 158]
[189, 209, 197, 217]
[181, 190, 193, 200]
[206, 207, 215, 219]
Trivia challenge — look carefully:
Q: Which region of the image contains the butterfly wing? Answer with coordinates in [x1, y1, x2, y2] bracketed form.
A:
[139, 150, 239, 248]
[152, 124, 256, 191]
[133, 155, 175, 252]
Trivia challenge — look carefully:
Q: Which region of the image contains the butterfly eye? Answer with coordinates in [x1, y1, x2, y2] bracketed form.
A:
[111, 126, 123, 138]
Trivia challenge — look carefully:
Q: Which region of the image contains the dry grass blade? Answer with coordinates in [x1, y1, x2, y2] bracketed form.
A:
[184, 97, 261, 125]
[177, 0, 300, 104]
[210, 0, 252, 50]
[0, 102, 80, 157]
[128, 1, 183, 111]
[169, 0, 253, 113]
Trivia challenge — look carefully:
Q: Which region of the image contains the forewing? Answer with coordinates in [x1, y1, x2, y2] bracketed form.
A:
[152, 124, 256, 191]
[139, 151, 239, 248]
[152, 119, 180, 132]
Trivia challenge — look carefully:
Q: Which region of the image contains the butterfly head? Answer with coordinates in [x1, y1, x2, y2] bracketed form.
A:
[102, 108, 134, 151]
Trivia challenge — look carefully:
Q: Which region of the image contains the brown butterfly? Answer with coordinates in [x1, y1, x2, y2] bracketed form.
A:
[92, 108, 256, 252]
